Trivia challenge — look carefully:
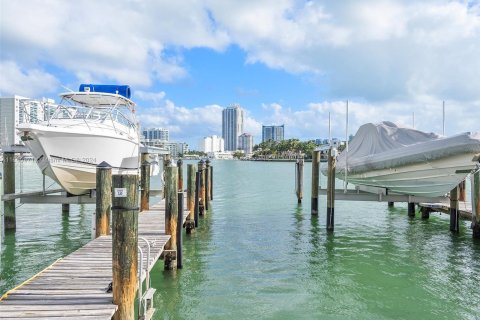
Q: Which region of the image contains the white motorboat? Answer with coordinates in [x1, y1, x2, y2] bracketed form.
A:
[17, 84, 139, 195]
[335, 121, 480, 197]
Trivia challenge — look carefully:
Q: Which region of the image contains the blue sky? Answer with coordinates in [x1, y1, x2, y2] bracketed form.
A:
[1, 0, 480, 149]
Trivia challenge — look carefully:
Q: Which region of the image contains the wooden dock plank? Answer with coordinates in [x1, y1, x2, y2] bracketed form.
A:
[0, 197, 190, 319]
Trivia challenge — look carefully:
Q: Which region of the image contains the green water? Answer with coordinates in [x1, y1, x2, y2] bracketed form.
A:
[1, 161, 480, 319]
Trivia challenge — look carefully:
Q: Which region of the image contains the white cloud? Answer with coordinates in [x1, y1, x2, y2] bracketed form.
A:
[0, 61, 59, 97]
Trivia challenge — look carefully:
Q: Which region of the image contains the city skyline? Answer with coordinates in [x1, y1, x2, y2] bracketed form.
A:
[1, 1, 479, 149]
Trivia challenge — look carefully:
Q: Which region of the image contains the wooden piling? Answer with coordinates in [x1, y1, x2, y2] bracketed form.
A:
[311, 150, 320, 215]
[177, 191, 184, 269]
[421, 206, 430, 219]
[472, 171, 480, 238]
[449, 186, 459, 232]
[408, 202, 416, 217]
[96, 162, 112, 237]
[458, 180, 466, 202]
[326, 149, 336, 231]
[194, 171, 200, 228]
[3, 152, 15, 230]
[205, 160, 210, 211]
[162, 154, 171, 199]
[295, 159, 304, 203]
[388, 202, 394, 208]
[198, 160, 206, 216]
[209, 165, 213, 200]
[186, 164, 196, 234]
[140, 160, 151, 211]
[62, 203, 70, 215]
[112, 174, 138, 320]
[177, 159, 183, 191]
[164, 165, 178, 270]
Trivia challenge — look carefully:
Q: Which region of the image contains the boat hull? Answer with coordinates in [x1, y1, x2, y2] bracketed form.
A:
[342, 153, 479, 197]
[18, 124, 139, 195]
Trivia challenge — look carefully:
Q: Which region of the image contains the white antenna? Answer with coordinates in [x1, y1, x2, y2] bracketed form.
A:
[344, 100, 349, 192]
[60, 85, 74, 92]
[442, 101, 445, 136]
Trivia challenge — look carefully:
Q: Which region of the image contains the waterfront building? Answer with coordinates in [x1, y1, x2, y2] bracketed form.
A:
[222, 104, 244, 151]
[201, 135, 224, 153]
[238, 133, 254, 155]
[0, 96, 52, 146]
[262, 124, 284, 143]
[142, 127, 169, 142]
[142, 140, 189, 158]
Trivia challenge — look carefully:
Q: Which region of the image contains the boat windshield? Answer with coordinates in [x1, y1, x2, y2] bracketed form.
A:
[49, 93, 137, 135]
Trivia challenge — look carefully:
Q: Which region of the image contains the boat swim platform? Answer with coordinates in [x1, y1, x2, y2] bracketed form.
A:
[0, 200, 189, 319]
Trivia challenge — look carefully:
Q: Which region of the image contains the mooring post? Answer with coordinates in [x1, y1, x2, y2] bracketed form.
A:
[421, 206, 431, 219]
[164, 165, 178, 270]
[458, 180, 466, 202]
[3, 152, 15, 230]
[450, 185, 459, 232]
[326, 148, 336, 231]
[177, 159, 183, 192]
[0, 173, 3, 245]
[162, 154, 171, 199]
[311, 150, 320, 215]
[408, 202, 416, 217]
[209, 164, 213, 200]
[471, 170, 480, 238]
[198, 160, 206, 215]
[140, 160, 151, 212]
[177, 191, 184, 269]
[62, 203, 70, 215]
[388, 202, 394, 208]
[194, 171, 200, 227]
[295, 158, 304, 203]
[96, 162, 112, 237]
[112, 174, 138, 320]
[205, 159, 210, 211]
[186, 164, 196, 234]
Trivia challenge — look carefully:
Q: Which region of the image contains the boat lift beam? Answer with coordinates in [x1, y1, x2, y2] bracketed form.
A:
[318, 188, 450, 204]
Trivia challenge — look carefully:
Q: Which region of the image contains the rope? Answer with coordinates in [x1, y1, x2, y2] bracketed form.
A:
[0, 258, 62, 300]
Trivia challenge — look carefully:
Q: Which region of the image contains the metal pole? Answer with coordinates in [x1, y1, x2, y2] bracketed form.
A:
[344, 100, 349, 192]
[328, 111, 331, 146]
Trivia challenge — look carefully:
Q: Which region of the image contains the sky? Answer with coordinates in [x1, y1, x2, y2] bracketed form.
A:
[1, 0, 480, 150]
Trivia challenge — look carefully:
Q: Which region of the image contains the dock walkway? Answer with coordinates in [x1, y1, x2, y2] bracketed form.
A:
[0, 200, 188, 319]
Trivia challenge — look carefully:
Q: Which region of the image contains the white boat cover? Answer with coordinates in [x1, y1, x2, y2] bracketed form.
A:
[337, 121, 480, 174]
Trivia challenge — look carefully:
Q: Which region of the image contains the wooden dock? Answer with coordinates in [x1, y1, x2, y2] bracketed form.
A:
[419, 201, 473, 220]
[0, 200, 189, 319]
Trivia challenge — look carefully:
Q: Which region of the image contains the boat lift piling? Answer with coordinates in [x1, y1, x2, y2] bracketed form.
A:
[96, 161, 112, 237]
[112, 173, 139, 320]
[164, 165, 178, 270]
[295, 158, 304, 204]
[3, 152, 15, 230]
[326, 148, 336, 231]
[311, 150, 320, 215]
[177, 159, 184, 192]
[205, 159, 210, 211]
[198, 160, 206, 216]
[185, 164, 196, 234]
[472, 170, 480, 238]
[449, 185, 460, 233]
[141, 160, 151, 212]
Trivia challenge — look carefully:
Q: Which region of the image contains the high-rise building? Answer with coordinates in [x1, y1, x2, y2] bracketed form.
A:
[0, 96, 49, 146]
[238, 133, 254, 155]
[262, 124, 284, 143]
[201, 135, 224, 153]
[222, 104, 244, 151]
[142, 128, 169, 142]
